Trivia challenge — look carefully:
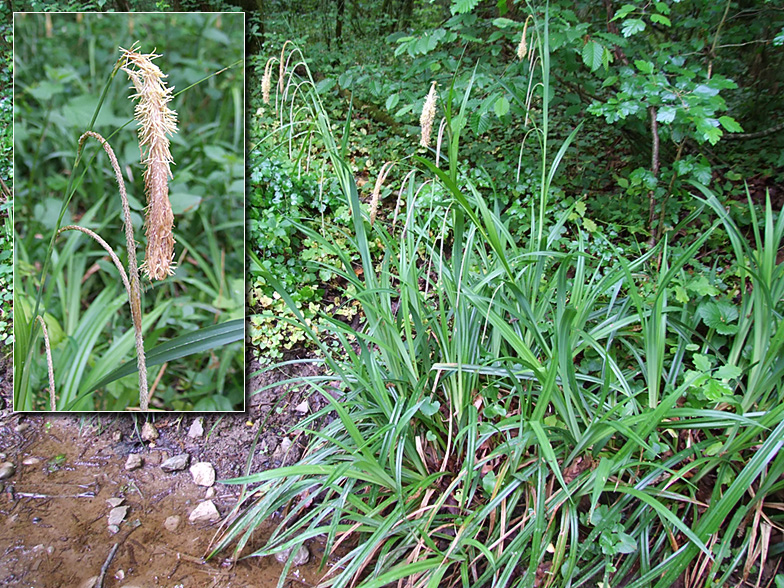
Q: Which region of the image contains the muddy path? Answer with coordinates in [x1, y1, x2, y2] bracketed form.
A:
[0, 358, 337, 588]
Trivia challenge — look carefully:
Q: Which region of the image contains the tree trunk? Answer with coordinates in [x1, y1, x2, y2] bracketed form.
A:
[647, 106, 660, 247]
[318, 0, 331, 49]
[380, 0, 396, 34]
[397, 0, 414, 31]
[257, 0, 265, 48]
[335, 0, 345, 46]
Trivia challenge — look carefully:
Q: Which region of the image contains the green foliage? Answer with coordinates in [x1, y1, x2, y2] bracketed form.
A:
[246, 155, 352, 362]
[247, 158, 344, 287]
[583, 505, 637, 557]
[13, 12, 245, 411]
[12, 0, 243, 10]
[268, 0, 782, 247]
[233, 14, 783, 584]
[588, 64, 739, 146]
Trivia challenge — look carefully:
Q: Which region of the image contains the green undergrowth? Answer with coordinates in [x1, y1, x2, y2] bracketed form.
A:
[13, 12, 245, 411]
[223, 10, 783, 587]
[245, 0, 783, 368]
[248, 0, 783, 282]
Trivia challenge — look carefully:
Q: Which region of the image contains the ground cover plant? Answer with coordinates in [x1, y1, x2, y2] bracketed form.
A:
[13, 12, 245, 411]
[223, 2, 784, 586]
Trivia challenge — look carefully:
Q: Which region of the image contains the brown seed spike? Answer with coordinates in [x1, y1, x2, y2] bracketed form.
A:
[120, 43, 178, 281]
[143, 156, 176, 280]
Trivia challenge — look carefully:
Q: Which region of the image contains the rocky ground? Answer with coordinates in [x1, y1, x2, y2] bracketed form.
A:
[0, 356, 338, 588]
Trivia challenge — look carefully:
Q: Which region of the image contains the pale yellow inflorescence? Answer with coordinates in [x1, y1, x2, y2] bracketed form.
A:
[120, 43, 178, 281]
[419, 81, 438, 149]
[262, 58, 274, 105]
[517, 17, 531, 61]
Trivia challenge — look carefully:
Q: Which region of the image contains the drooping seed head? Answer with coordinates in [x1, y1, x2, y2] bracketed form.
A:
[262, 58, 274, 105]
[517, 17, 531, 61]
[120, 43, 178, 281]
[420, 81, 438, 149]
[278, 41, 292, 95]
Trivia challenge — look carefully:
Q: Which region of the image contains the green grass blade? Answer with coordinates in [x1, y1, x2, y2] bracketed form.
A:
[86, 319, 244, 393]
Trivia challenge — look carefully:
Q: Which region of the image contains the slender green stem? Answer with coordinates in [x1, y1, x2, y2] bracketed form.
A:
[57, 225, 131, 294]
[78, 131, 149, 411]
[173, 58, 243, 99]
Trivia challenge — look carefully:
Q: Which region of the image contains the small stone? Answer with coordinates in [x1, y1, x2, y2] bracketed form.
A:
[108, 506, 128, 527]
[294, 400, 310, 414]
[106, 498, 125, 508]
[125, 454, 143, 471]
[141, 422, 159, 442]
[78, 577, 99, 588]
[163, 515, 181, 532]
[190, 462, 215, 487]
[107, 525, 120, 535]
[161, 454, 190, 473]
[22, 457, 41, 466]
[114, 569, 125, 581]
[205, 487, 216, 499]
[189, 500, 220, 523]
[112, 431, 123, 442]
[272, 438, 292, 461]
[292, 544, 311, 566]
[187, 418, 204, 438]
[0, 462, 16, 480]
[15, 423, 30, 433]
[274, 544, 310, 566]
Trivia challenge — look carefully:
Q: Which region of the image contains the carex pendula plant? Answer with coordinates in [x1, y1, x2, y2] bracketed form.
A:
[216, 4, 784, 587]
[14, 13, 247, 413]
[17, 44, 177, 412]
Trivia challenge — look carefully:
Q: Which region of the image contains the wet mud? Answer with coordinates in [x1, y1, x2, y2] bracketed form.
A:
[0, 359, 339, 588]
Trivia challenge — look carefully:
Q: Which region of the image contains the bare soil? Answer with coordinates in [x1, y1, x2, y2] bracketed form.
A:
[0, 356, 337, 588]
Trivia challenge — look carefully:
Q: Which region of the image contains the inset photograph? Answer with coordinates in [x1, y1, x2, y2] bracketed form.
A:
[13, 12, 245, 411]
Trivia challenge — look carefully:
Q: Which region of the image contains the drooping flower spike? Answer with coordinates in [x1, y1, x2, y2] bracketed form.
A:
[120, 43, 178, 281]
[517, 16, 532, 61]
[420, 81, 438, 149]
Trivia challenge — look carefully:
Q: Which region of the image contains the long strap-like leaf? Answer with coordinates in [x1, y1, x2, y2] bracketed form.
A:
[84, 319, 244, 395]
